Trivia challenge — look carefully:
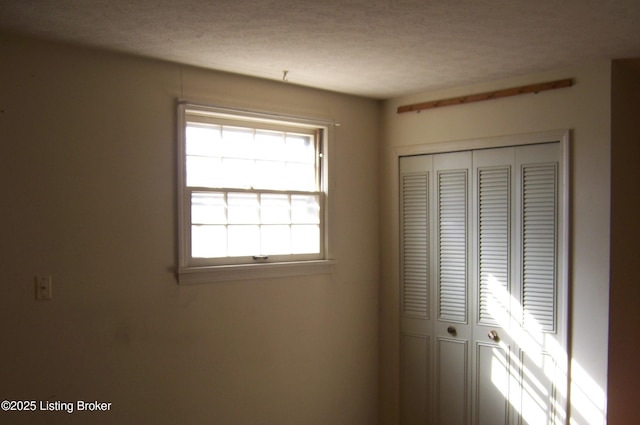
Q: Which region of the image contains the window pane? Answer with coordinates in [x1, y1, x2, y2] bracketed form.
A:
[227, 193, 259, 224]
[255, 130, 286, 161]
[228, 225, 260, 256]
[222, 158, 254, 189]
[286, 134, 315, 163]
[261, 225, 291, 255]
[191, 192, 226, 224]
[192, 225, 227, 258]
[261, 194, 290, 224]
[287, 162, 316, 191]
[254, 160, 286, 190]
[186, 124, 222, 157]
[223, 127, 254, 159]
[291, 195, 320, 224]
[186, 156, 223, 188]
[291, 224, 320, 254]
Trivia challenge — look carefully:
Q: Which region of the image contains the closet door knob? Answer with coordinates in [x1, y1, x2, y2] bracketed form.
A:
[488, 330, 499, 341]
[447, 326, 457, 335]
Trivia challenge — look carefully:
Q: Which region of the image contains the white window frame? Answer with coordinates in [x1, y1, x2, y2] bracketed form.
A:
[176, 102, 334, 284]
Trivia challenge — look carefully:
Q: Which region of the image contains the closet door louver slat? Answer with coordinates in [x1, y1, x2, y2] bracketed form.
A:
[402, 173, 430, 318]
[478, 167, 510, 326]
[521, 164, 557, 332]
[438, 170, 468, 323]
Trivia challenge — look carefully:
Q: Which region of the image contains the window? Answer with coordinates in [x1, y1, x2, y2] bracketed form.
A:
[177, 103, 333, 283]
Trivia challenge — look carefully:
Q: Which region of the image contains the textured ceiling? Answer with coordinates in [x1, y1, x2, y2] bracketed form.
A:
[1, 0, 640, 99]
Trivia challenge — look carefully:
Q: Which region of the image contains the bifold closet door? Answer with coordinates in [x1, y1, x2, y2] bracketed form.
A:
[471, 147, 517, 425]
[400, 154, 433, 425]
[512, 143, 566, 425]
[432, 151, 472, 425]
[400, 151, 474, 425]
[399, 142, 566, 425]
[470, 143, 566, 425]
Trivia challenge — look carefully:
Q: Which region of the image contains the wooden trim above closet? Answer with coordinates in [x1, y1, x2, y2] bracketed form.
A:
[397, 78, 573, 114]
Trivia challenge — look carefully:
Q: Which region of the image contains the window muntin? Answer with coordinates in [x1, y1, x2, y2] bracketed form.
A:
[178, 104, 328, 270]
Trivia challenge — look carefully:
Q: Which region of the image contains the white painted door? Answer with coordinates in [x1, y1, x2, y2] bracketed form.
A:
[399, 141, 568, 425]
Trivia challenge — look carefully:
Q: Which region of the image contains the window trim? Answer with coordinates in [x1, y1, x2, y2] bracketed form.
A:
[176, 101, 335, 284]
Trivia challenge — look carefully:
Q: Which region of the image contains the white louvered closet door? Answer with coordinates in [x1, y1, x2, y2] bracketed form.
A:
[399, 142, 567, 425]
[400, 154, 434, 425]
[432, 151, 473, 425]
[471, 147, 518, 425]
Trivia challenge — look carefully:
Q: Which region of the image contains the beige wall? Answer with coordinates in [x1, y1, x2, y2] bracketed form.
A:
[0, 33, 380, 424]
[608, 58, 640, 425]
[379, 63, 612, 424]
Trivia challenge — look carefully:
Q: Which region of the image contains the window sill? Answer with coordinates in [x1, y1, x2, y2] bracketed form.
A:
[176, 260, 335, 284]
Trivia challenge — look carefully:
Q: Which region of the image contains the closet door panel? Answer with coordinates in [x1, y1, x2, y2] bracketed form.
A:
[400, 333, 431, 425]
[433, 151, 473, 425]
[436, 338, 468, 425]
[515, 142, 567, 425]
[519, 350, 556, 425]
[472, 147, 518, 425]
[399, 155, 434, 424]
[475, 342, 512, 425]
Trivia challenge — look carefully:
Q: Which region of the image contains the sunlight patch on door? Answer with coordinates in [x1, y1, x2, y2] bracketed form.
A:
[486, 273, 604, 424]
